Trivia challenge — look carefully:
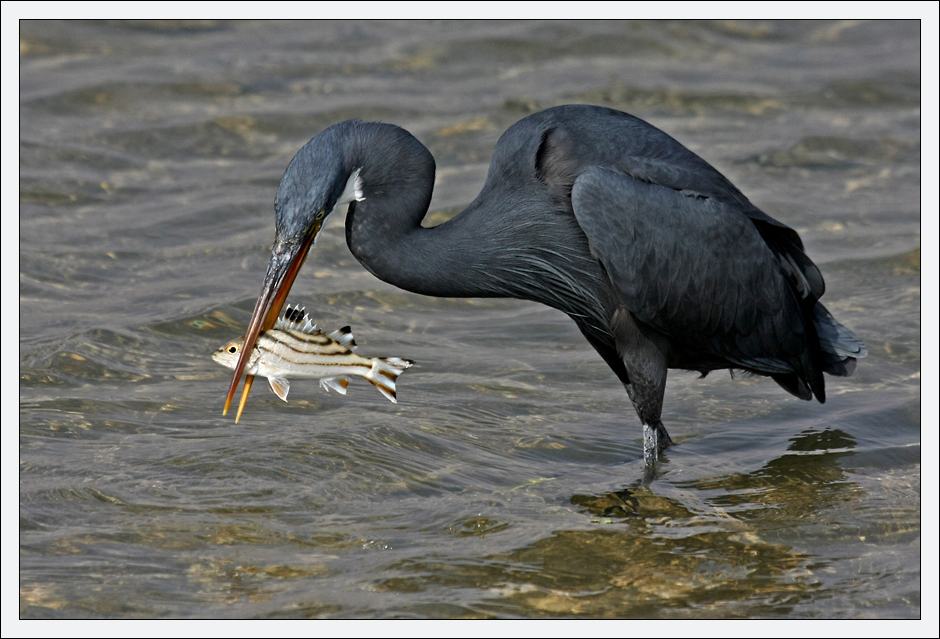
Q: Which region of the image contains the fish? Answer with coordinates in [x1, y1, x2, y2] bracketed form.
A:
[213, 305, 414, 403]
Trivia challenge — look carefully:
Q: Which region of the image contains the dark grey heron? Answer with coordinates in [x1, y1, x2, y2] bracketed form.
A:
[223, 104, 866, 464]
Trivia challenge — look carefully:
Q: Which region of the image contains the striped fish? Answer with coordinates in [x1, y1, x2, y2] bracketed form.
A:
[212, 305, 414, 403]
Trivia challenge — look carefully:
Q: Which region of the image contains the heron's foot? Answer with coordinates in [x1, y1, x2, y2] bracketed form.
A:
[642, 421, 674, 465]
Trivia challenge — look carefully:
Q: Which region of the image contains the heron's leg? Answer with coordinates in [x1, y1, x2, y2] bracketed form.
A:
[643, 420, 675, 458]
[612, 309, 672, 465]
[625, 385, 673, 464]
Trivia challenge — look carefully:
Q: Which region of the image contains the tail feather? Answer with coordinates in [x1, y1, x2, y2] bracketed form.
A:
[770, 372, 813, 400]
[770, 302, 865, 401]
[365, 357, 414, 403]
[813, 303, 867, 376]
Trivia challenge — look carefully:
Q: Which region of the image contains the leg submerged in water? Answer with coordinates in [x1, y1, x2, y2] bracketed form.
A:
[625, 380, 675, 465]
[642, 420, 675, 465]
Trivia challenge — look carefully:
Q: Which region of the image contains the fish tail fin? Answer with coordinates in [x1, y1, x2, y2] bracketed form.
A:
[365, 357, 414, 403]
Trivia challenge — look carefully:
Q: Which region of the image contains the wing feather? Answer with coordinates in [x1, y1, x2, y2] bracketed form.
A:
[571, 167, 809, 375]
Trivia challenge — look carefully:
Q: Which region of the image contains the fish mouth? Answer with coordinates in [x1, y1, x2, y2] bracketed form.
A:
[223, 227, 320, 421]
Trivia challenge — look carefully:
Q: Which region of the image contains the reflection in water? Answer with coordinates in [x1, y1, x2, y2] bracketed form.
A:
[382, 489, 821, 618]
[787, 428, 857, 453]
[571, 488, 642, 519]
[494, 428, 865, 617]
[370, 429, 865, 617]
[485, 529, 817, 618]
[671, 428, 861, 526]
[575, 428, 859, 522]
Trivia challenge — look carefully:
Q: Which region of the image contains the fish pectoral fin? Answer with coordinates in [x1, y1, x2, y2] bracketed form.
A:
[268, 377, 290, 402]
[320, 377, 349, 395]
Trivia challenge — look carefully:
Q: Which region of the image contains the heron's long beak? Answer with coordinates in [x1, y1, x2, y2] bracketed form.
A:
[223, 227, 320, 422]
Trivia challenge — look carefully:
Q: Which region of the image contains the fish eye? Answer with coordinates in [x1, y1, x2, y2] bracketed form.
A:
[227, 344, 238, 353]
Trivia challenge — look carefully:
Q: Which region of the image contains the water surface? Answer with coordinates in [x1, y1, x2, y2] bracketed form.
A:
[18, 20, 922, 618]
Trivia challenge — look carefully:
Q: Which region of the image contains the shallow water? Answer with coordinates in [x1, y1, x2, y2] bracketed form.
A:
[18, 20, 921, 618]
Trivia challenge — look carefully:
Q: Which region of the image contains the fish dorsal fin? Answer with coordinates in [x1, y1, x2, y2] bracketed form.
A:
[268, 377, 290, 402]
[276, 304, 319, 334]
[327, 325, 357, 350]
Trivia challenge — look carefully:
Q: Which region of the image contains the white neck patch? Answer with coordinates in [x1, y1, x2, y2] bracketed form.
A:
[330, 168, 364, 217]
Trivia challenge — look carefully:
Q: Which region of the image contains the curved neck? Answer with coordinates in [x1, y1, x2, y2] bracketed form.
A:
[338, 122, 609, 326]
[342, 123, 503, 298]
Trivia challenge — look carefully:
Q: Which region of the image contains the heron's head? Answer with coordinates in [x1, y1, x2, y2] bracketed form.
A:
[223, 122, 363, 418]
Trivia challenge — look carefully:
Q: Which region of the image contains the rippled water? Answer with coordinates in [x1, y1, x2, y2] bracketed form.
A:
[19, 20, 922, 618]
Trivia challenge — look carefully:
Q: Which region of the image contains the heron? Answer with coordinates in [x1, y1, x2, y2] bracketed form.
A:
[222, 104, 866, 464]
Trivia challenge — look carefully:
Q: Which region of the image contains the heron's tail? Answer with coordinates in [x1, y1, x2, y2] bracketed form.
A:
[770, 302, 865, 402]
[812, 303, 867, 377]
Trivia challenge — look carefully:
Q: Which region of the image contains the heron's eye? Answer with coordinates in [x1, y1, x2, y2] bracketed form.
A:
[315, 209, 326, 220]
[227, 344, 238, 354]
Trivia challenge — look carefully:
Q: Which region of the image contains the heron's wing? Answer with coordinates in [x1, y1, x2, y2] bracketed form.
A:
[537, 121, 825, 303]
[623, 154, 826, 302]
[571, 166, 810, 375]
